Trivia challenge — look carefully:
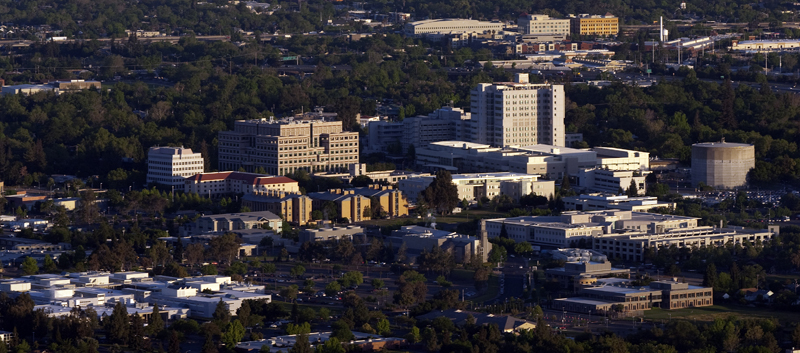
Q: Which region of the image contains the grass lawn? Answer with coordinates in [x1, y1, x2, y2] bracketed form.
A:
[469, 275, 500, 304]
[451, 269, 476, 281]
[642, 304, 800, 324]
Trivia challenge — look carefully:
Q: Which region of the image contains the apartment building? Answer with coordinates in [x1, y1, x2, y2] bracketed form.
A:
[218, 118, 359, 175]
[570, 14, 619, 36]
[470, 74, 565, 147]
[241, 191, 313, 225]
[399, 172, 555, 202]
[349, 185, 410, 218]
[146, 146, 205, 191]
[185, 172, 299, 197]
[517, 14, 570, 36]
[483, 210, 779, 261]
[307, 189, 371, 223]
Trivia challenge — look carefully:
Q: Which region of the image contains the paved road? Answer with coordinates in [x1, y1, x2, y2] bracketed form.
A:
[613, 72, 800, 94]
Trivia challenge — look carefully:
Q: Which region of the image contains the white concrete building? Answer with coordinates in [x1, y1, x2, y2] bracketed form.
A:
[470, 74, 565, 147]
[729, 39, 800, 52]
[405, 18, 505, 36]
[576, 168, 648, 195]
[484, 210, 779, 261]
[563, 194, 676, 212]
[399, 172, 555, 202]
[366, 107, 475, 154]
[147, 146, 205, 191]
[517, 14, 570, 35]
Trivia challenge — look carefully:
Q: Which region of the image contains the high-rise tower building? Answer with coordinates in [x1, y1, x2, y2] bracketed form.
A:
[469, 74, 565, 147]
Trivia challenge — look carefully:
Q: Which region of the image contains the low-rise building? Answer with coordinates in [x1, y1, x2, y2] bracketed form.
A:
[348, 185, 410, 218]
[484, 210, 778, 261]
[545, 260, 630, 289]
[405, 19, 505, 37]
[517, 14, 570, 36]
[563, 194, 675, 212]
[298, 225, 365, 243]
[185, 172, 299, 197]
[241, 191, 313, 226]
[554, 277, 713, 314]
[194, 211, 283, 234]
[399, 172, 555, 202]
[307, 190, 372, 223]
[386, 225, 491, 263]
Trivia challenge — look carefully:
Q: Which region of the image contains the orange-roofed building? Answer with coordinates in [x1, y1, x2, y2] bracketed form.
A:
[185, 171, 299, 197]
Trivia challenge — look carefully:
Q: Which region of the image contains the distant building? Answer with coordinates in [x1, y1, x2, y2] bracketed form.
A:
[147, 146, 205, 191]
[545, 259, 630, 289]
[729, 39, 800, 52]
[691, 140, 755, 189]
[570, 14, 619, 36]
[185, 172, 299, 197]
[194, 211, 282, 234]
[517, 14, 570, 36]
[387, 224, 491, 263]
[241, 191, 313, 226]
[299, 225, 364, 243]
[554, 277, 713, 314]
[484, 210, 778, 261]
[399, 172, 555, 202]
[404, 19, 505, 36]
[563, 194, 675, 212]
[218, 117, 359, 175]
[576, 169, 648, 195]
[366, 107, 474, 154]
[1, 80, 101, 96]
[314, 163, 429, 185]
[307, 189, 371, 223]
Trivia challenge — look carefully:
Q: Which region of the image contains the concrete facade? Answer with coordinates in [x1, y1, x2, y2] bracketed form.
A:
[691, 140, 755, 189]
[147, 146, 205, 191]
[404, 19, 504, 36]
[470, 74, 565, 147]
[185, 172, 299, 197]
[517, 14, 570, 36]
[218, 118, 359, 175]
[563, 194, 676, 212]
[570, 14, 619, 36]
[399, 172, 555, 202]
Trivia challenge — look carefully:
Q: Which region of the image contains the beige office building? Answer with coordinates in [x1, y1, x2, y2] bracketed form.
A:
[218, 118, 359, 175]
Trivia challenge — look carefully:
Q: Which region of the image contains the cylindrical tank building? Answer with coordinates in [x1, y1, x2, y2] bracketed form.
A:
[691, 139, 755, 189]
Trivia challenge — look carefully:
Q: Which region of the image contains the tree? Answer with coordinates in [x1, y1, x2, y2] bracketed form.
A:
[315, 337, 345, 353]
[351, 175, 373, 187]
[149, 303, 165, 335]
[105, 302, 129, 344]
[213, 300, 231, 326]
[420, 170, 459, 215]
[168, 330, 181, 353]
[406, 326, 421, 343]
[290, 264, 306, 278]
[42, 255, 57, 273]
[488, 246, 507, 266]
[289, 333, 313, 353]
[129, 313, 147, 351]
[201, 334, 218, 353]
[221, 320, 245, 348]
[627, 178, 639, 197]
[393, 270, 427, 307]
[703, 263, 717, 288]
[237, 301, 253, 328]
[331, 320, 354, 342]
[376, 318, 391, 336]
[325, 281, 342, 296]
[280, 285, 299, 302]
[185, 243, 206, 266]
[208, 233, 241, 265]
[371, 279, 385, 290]
[20, 257, 38, 275]
[340, 271, 364, 288]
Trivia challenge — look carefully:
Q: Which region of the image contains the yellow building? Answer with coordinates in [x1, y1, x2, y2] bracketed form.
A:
[570, 14, 618, 36]
[350, 185, 410, 218]
[241, 191, 313, 226]
[308, 189, 371, 223]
